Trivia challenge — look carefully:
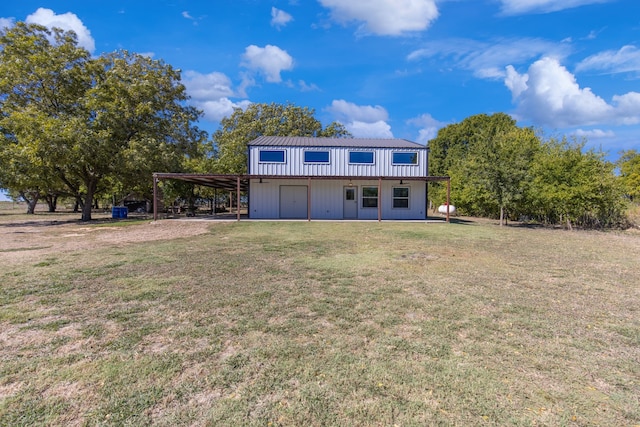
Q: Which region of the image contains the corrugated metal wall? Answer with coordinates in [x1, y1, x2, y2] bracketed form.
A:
[249, 179, 427, 220]
[249, 146, 428, 177]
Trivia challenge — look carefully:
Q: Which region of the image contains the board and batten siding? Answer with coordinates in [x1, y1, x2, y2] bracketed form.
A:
[249, 146, 428, 177]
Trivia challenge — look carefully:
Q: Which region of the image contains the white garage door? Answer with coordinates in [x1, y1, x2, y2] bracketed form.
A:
[279, 186, 308, 219]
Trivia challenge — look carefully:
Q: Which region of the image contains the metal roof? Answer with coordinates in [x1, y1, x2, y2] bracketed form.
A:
[248, 136, 427, 149]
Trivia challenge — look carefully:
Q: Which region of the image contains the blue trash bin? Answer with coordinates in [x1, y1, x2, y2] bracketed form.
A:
[112, 206, 128, 219]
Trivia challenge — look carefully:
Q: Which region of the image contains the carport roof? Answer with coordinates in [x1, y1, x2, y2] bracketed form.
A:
[152, 173, 450, 193]
[153, 173, 250, 192]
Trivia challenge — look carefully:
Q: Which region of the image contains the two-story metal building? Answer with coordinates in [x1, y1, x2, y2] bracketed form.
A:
[247, 136, 431, 220]
[152, 136, 451, 221]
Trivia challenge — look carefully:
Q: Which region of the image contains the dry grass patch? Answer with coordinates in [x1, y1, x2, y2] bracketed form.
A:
[0, 218, 638, 425]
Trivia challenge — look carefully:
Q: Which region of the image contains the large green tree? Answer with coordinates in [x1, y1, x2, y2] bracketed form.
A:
[617, 149, 640, 202]
[0, 23, 204, 220]
[529, 138, 625, 229]
[213, 102, 350, 174]
[455, 126, 540, 225]
[0, 23, 89, 213]
[427, 112, 530, 218]
[428, 113, 518, 178]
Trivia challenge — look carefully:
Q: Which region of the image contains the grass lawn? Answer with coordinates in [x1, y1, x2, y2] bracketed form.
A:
[0, 216, 638, 426]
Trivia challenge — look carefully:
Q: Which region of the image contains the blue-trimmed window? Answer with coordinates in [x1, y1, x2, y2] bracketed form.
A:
[349, 151, 374, 164]
[304, 150, 330, 163]
[259, 150, 286, 163]
[393, 152, 418, 165]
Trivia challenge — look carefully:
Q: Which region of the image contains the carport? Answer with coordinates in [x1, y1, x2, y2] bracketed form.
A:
[152, 173, 451, 222]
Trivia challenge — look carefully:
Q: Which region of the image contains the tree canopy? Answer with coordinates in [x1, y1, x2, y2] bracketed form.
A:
[0, 23, 205, 220]
[454, 126, 539, 225]
[213, 102, 350, 174]
[528, 138, 625, 229]
[428, 113, 627, 228]
[428, 113, 517, 177]
[617, 150, 640, 201]
[0, 23, 90, 213]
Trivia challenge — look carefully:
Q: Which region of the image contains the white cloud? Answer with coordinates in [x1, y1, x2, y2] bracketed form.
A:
[319, 0, 438, 36]
[298, 80, 320, 92]
[575, 45, 640, 76]
[181, 11, 204, 25]
[198, 98, 252, 122]
[241, 44, 293, 83]
[498, 0, 613, 15]
[326, 99, 388, 122]
[183, 71, 235, 100]
[182, 70, 250, 122]
[237, 72, 256, 98]
[612, 92, 640, 125]
[346, 121, 393, 138]
[271, 7, 293, 28]
[25, 8, 95, 53]
[573, 129, 615, 138]
[326, 100, 393, 137]
[0, 17, 14, 29]
[504, 57, 640, 127]
[407, 113, 446, 144]
[408, 37, 569, 79]
[504, 64, 528, 99]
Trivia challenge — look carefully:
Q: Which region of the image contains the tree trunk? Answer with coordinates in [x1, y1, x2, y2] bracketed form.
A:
[46, 195, 58, 212]
[499, 205, 505, 226]
[73, 196, 84, 212]
[81, 180, 98, 221]
[19, 191, 40, 214]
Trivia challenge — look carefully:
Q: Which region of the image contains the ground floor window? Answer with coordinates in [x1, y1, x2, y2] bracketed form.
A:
[362, 186, 378, 208]
[393, 187, 410, 208]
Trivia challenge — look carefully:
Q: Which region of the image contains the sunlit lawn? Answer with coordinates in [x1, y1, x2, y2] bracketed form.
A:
[1, 217, 638, 426]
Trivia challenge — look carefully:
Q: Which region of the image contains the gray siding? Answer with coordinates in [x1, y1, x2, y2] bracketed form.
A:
[249, 179, 427, 220]
[249, 146, 428, 177]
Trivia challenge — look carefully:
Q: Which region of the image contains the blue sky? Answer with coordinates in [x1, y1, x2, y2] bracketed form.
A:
[1, 0, 639, 202]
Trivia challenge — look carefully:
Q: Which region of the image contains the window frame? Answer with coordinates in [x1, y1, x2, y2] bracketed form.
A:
[392, 186, 410, 209]
[392, 152, 419, 165]
[303, 150, 330, 164]
[349, 151, 375, 165]
[361, 186, 379, 208]
[258, 149, 286, 163]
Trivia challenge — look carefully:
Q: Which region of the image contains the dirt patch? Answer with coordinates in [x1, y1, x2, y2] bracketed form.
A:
[0, 219, 213, 265]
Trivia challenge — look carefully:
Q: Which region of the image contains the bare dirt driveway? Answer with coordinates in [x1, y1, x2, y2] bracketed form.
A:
[0, 215, 213, 265]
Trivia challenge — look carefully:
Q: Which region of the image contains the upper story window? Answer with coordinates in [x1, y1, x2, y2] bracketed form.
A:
[259, 150, 286, 163]
[304, 150, 330, 163]
[392, 152, 418, 165]
[349, 151, 374, 164]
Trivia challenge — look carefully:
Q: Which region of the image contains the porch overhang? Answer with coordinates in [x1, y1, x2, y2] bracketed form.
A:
[152, 173, 451, 222]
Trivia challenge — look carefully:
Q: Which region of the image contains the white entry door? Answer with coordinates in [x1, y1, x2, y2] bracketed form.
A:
[280, 185, 308, 219]
[343, 186, 358, 219]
